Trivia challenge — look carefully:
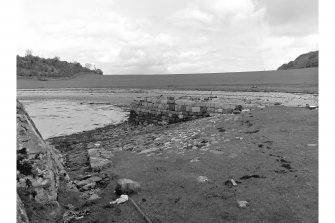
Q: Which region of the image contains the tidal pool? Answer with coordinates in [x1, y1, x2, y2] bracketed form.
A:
[21, 99, 128, 139]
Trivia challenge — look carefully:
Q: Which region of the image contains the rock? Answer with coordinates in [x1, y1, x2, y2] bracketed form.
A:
[80, 182, 96, 191]
[115, 178, 141, 195]
[138, 147, 160, 154]
[76, 174, 92, 181]
[87, 176, 102, 182]
[63, 208, 91, 223]
[88, 194, 100, 200]
[232, 109, 241, 114]
[226, 108, 234, 114]
[231, 179, 238, 186]
[237, 200, 249, 208]
[110, 194, 129, 204]
[88, 148, 113, 172]
[190, 157, 200, 163]
[197, 176, 209, 183]
[89, 157, 112, 171]
[75, 180, 91, 187]
[66, 181, 79, 192]
[305, 104, 317, 110]
[234, 105, 243, 111]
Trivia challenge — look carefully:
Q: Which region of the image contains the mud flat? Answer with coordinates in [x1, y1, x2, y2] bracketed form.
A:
[48, 104, 318, 222]
[18, 88, 318, 108]
[17, 67, 318, 94]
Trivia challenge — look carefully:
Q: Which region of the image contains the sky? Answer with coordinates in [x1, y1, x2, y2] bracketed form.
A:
[18, 0, 318, 74]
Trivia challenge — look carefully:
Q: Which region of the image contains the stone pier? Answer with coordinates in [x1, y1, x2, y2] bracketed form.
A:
[129, 95, 242, 125]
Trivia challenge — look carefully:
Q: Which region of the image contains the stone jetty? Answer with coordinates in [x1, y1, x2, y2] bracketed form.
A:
[129, 95, 242, 125]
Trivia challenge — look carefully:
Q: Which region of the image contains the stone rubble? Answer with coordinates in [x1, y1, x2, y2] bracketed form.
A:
[129, 95, 241, 125]
[87, 148, 114, 171]
[16, 100, 71, 222]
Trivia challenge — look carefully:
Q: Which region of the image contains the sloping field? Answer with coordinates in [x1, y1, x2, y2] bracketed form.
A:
[17, 68, 318, 93]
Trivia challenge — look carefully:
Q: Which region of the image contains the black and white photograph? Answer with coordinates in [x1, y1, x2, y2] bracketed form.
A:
[8, 0, 327, 222]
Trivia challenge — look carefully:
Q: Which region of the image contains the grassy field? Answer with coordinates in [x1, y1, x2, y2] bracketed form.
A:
[17, 68, 318, 93]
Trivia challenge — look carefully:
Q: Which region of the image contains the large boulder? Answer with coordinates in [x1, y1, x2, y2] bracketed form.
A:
[88, 148, 113, 171]
[16, 100, 67, 222]
[115, 178, 141, 195]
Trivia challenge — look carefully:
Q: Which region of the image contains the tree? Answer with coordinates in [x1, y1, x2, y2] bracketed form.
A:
[25, 49, 33, 57]
[95, 69, 103, 75]
[85, 63, 92, 69]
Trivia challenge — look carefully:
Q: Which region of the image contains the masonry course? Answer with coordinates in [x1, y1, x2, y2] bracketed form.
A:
[129, 95, 241, 125]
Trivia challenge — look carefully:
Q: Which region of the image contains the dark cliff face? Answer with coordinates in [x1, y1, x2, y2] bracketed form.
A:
[278, 51, 318, 70]
[16, 100, 67, 222]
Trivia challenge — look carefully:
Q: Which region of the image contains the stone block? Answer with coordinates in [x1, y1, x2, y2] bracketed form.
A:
[168, 104, 175, 111]
[88, 148, 113, 172]
[192, 107, 201, 112]
[207, 107, 215, 113]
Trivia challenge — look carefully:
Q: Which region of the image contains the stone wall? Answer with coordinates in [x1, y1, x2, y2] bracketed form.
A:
[16, 100, 68, 222]
[129, 95, 242, 125]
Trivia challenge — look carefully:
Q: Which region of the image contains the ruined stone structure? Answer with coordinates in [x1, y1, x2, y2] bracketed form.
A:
[16, 100, 69, 222]
[129, 95, 241, 125]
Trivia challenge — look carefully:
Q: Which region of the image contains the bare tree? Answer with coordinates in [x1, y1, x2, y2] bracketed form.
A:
[85, 63, 92, 69]
[25, 49, 33, 57]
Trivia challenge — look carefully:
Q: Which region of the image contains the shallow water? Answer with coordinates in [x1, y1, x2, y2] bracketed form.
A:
[21, 99, 128, 139]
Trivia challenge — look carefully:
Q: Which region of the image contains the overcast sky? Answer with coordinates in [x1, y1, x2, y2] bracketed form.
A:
[18, 0, 318, 74]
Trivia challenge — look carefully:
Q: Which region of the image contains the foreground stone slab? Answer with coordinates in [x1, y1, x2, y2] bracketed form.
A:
[88, 148, 113, 171]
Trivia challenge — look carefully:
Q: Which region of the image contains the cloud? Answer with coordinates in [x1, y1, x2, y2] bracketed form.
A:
[18, 0, 318, 74]
[169, 7, 214, 25]
[256, 0, 318, 36]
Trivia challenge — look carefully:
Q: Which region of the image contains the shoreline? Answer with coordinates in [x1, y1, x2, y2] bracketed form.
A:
[19, 88, 318, 139]
[17, 85, 318, 94]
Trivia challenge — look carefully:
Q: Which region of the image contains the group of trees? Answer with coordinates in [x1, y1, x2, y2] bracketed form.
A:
[278, 51, 318, 70]
[17, 50, 103, 79]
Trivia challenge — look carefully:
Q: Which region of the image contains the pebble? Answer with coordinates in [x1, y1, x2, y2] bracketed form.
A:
[197, 176, 209, 183]
[190, 157, 200, 163]
[237, 200, 249, 208]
